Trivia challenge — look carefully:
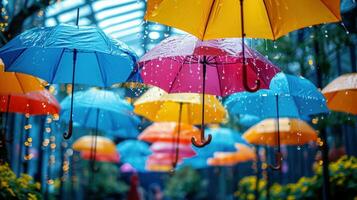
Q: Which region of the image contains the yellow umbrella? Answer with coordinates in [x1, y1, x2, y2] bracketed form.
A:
[134, 87, 227, 125]
[145, 0, 341, 41]
[72, 135, 116, 154]
[0, 60, 43, 94]
[243, 118, 317, 147]
[322, 73, 357, 115]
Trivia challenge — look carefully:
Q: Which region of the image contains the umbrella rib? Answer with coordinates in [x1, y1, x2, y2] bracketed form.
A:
[168, 62, 185, 93]
[94, 52, 107, 86]
[262, 0, 276, 40]
[50, 48, 66, 83]
[201, 0, 216, 39]
[213, 57, 224, 96]
[319, 0, 341, 20]
[14, 73, 28, 94]
[7, 48, 27, 70]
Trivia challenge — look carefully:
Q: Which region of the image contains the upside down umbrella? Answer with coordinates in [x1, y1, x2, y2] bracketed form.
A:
[139, 36, 279, 146]
[135, 87, 226, 166]
[322, 73, 357, 115]
[138, 122, 200, 144]
[225, 72, 328, 169]
[0, 21, 140, 139]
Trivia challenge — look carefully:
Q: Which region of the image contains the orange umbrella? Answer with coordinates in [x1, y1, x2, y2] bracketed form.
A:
[322, 73, 357, 115]
[209, 144, 256, 166]
[72, 136, 116, 154]
[138, 122, 200, 144]
[243, 118, 317, 146]
[80, 151, 120, 163]
[146, 153, 179, 172]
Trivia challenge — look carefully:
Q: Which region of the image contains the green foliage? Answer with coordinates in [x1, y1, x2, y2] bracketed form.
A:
[81, 161, 129, 199]
[236, 156, 357, 200]
[0, 163, 42, 200]
[164, 166, 208, 200]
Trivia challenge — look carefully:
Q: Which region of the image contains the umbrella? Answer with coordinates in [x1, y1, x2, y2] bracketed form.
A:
[209, 144, 256, 166]
[147, 153, 184, 166]
[322, 73, 357, 115]
[225, 72, 328, 169]
[72, 136, 117, 154]
[138, 122, 200, 144]
[243, 118, 318, 147]
[139, 35, 279, 146]
[145, 0, 341, 41]
[60, 88, 140, 134]
[150, 142, 196, 159]
[80, 151, 120, 163]
[117, 140, 151, 172]
[0, 17, 140, 139]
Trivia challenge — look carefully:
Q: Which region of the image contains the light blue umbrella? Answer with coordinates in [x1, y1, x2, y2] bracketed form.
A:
[225, 73, 328, 118]
[117, 140, 151, 172]
[60, 89, 140, 136]
[0, 23, 141, 138]
[225, 72, 328, 169]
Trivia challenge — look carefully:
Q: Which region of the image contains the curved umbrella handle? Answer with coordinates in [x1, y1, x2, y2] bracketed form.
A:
[242, 64, 261, 92]
[268, 151, 282, 170]
[63, 120, 73, 139]
[191, 132, 212, 147]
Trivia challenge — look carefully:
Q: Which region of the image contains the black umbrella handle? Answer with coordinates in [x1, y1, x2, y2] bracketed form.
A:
[240, 0, 260, 92]
[268, 151, 282, 170]
[63, 120, 73, 139]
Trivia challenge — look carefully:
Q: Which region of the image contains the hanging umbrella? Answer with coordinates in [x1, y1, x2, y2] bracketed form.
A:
[225, 72, 328, 169]
[0, 18, 140, 139]
[117, 140, 151, 172]
[322, 73, 357, 115]
[243, 118, 318, 146]
[145, 0, 341, 41]
[208, 144, 256, 166]
[80, 151, 120, 163]
[151, 142, 196, 157]
[239, 114, 261, 128]
[60, 88, 140, 135]
[139, 36, 279, 146]
[138, 122, 200, 144]
[147, 153, 185, 166]
[72, 136, 117, 154]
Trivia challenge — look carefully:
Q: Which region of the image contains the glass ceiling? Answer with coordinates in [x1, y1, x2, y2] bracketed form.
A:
[44, 0, 186, 57]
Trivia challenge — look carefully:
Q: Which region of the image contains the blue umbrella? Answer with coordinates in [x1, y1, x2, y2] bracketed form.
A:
[60, 89, 140, 135]
[225, 72, 328, 169]
[117, 140, 151, 172]
[0, 22, 140, 139]
[238, 114, 261, 128]
[225, 73, 328, 118]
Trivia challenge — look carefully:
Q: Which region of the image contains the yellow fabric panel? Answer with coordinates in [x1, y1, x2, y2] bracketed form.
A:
[145, 0, 341, 40]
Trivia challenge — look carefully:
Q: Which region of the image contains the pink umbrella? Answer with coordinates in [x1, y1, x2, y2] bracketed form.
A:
[150, 142, 196, 158]
[147, 153, 185, 166]
[139, 35, 280, 146]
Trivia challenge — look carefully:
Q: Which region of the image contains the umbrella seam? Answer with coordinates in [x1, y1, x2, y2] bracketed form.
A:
[319, 0, 341, 20]
[201, 0, 217, 39]
[262, 0, 276, 40]
[50, 48, 66, 83]
[14, 73, 27, 94]
[7, 48, 27, 70]
[95, 52, 107, 86]
[168, 61, 185, 93]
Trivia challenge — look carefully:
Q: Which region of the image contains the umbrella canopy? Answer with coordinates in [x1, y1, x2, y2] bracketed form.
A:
[145, 0, 341, 40]
[117, 140, 152, 158]
[322, 73, 357, 115]
[225, 73, 329, 118]
[243, 118, 318, 147]
[134, 87, 226, 124]
[146, 163, 172, 172]
[0, 24, 139, 86]
[209, 144, 256, 166]
[150, 142, 196, 158]
[147, 153, 184, 166]
[0, 90, 60, 115]
[138, 122, 200, 144]
[139, 35, 280, 97]
[80, 151, 120, 163]
[60, 88, 140, 134]
[72, 135, 117, 154]
[0, 63, 43, 94]
[179, 157, 210, 169]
